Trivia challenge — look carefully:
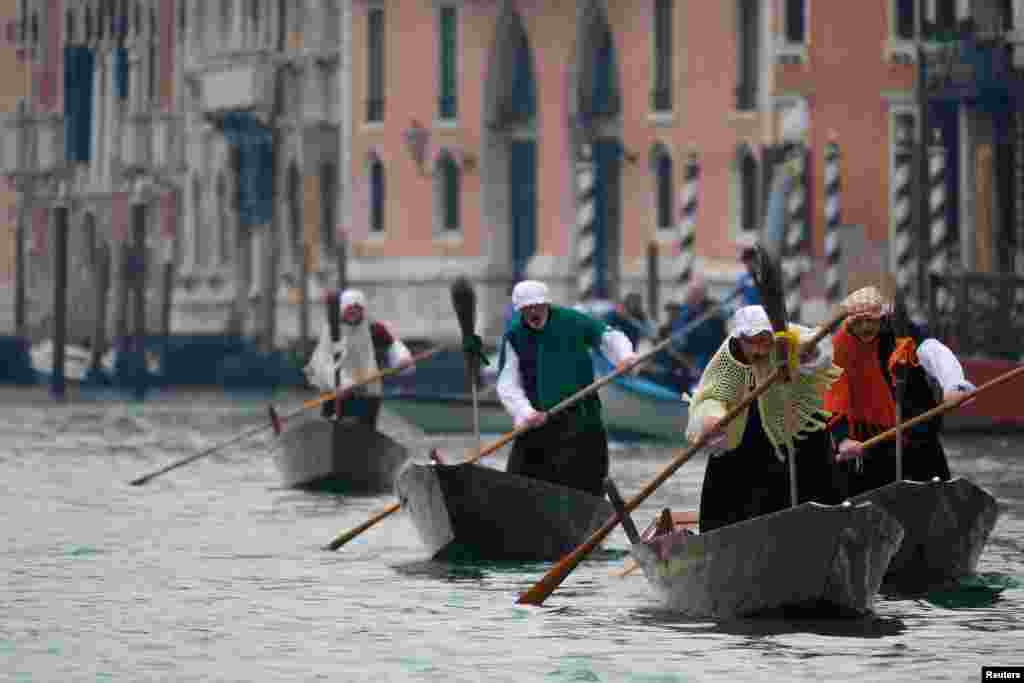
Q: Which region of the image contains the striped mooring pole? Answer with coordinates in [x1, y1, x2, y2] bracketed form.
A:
[823, 137, 843, 307]
[892, 121, 916, 315]
[674, 152, 699, 303]
[783, 145, 808, 324]
[575, 143, 598, 302]
[927, 128, 951, 313]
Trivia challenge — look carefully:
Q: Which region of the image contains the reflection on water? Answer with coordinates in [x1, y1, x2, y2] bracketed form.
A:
[0, 391, 1021, 682]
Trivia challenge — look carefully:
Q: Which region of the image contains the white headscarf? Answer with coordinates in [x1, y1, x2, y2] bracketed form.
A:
[512, 280, 550, 311]
[731, 305, 773, 339]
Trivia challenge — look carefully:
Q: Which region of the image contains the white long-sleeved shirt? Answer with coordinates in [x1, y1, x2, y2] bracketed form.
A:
[916, 338, 975, 395]
[497, 327, 634, 427]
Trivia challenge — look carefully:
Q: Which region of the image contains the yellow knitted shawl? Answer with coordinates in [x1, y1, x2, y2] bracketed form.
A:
[685, 324, 842, 460]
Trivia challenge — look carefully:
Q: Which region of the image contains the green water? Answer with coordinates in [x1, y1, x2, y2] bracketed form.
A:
[1, 391, 1021, 682]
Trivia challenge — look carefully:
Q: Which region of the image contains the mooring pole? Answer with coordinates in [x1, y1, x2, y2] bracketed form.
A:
[50, 205, 69, 400]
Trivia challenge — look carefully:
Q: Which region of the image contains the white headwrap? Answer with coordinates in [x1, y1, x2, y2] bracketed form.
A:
[339, 289, 367, 311]
[512, 280, 550, 311]
[731, 305, 773, 339]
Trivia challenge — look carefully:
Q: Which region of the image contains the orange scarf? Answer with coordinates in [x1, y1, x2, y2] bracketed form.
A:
[824, 324, 897, 437]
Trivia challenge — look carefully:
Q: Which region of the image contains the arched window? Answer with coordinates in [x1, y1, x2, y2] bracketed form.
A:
[435, 153, 461, 232]
[739, 146, 759, 232]
[650, 145, 673, 230]
[369, 156, 385, 233]
[66, 9, 75, 44]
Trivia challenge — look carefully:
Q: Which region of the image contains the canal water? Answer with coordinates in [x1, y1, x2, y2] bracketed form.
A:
[1, 388, 1021, 682]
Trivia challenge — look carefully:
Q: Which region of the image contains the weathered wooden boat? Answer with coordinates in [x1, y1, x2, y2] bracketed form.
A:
[849, 477, 1000, 592]
[628, 501, 905, 619]
[394, 461, 615, 561]
[274, 412, 410, 493]
[383, 353, 687, 442]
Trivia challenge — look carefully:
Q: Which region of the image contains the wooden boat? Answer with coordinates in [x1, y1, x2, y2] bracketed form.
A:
[274, 412, 410, 493]
[383, 353, 688, 442]
[394, 461, 615, 561]
[628, 501, 905, 619]
[849, 477, 1000, 592]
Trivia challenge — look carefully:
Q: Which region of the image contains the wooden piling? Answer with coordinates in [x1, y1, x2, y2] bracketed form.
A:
[50, 206, 69, 400]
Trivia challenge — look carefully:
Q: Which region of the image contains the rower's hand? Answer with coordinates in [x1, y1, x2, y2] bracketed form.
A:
[835, 438, 865, 463]
[700, 416, 727, 450]
[943, 385, 975, 406]
[616, 352, 643, 376]
[519, 411, 547, 429]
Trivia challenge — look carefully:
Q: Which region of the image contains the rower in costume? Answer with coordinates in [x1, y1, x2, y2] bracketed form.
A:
[825, 286, 975, 496]
[496, 280, 640, 496]
[687, 305, 844, 533]
[304, 289, 413, 428]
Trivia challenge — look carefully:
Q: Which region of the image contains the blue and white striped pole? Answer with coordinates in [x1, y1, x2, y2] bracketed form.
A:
[927, 128, 950, 313]
[783, 145, 807, 324]
[674, 152, 698, 302]
[892, 121, 916, 315]
[824, 137, 843, 306]
[575, 144, 598, 302]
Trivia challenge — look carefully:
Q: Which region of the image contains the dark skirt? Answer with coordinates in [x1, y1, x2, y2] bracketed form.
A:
[506, 407, 609, 497]
[321, 392, 382, 429]
[841, 428, 951, 498]
[698, 404, 842, 534]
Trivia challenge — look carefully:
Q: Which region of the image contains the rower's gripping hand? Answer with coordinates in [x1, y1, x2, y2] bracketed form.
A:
[462, 333, 491, 366]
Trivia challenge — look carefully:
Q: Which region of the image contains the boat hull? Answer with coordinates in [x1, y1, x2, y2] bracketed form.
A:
[394, 462, 615, 561]
[850, 477, 1000, 592]
[631, 501, 905, 620]
[275, 416, 409, 493]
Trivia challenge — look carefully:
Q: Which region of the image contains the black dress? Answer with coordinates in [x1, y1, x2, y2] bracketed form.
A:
[698, 399, 841, 534]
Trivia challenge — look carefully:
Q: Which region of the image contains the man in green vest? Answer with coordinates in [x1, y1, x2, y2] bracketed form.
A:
[496, 280, 640, 495]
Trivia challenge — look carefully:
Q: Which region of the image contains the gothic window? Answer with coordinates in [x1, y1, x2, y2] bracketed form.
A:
[651, 0, 672, 112]
[367, 7, 385, 122]
[736, 0, 760, 110]
[740, 149, 759, 232]
[651, 146, 673, 230]
[895, 0, 916, 39]
[435, 153, 461, 232]
[438, 6, 458, 120]
[784, 0, 805, 44]
[370, 156, 385, 232]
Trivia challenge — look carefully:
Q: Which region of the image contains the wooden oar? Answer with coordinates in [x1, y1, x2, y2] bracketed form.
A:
[321, 296, 748, 551]
[515, 306, 847, 606]
[837, 362, 1024, 461]
[127, 345, 443, 486]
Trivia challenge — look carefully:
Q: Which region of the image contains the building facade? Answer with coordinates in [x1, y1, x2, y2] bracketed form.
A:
[3, 0, 1023, 351]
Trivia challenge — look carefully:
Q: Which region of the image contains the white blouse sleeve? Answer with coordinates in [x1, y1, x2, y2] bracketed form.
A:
[598, 327, 635, 365]
[496, 340, 539, 427]
[917, 338, 976, 393]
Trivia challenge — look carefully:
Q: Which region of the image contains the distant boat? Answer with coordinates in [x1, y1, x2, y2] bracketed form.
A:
[383, 351, 688, 442]
[274, 413, 410, 493]
[30, 340, 161, 384]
